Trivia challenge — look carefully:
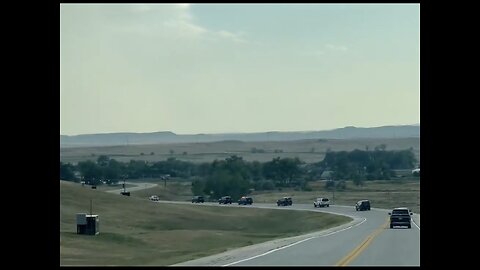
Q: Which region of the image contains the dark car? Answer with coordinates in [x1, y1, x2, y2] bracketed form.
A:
[277, 197, 293, 206]
[218, 196, 233, 204]
[388, 207, 413, 229]
[355, 200, 371, 211]
[192, 195, 205, 203]
[238, 196, 253, 205]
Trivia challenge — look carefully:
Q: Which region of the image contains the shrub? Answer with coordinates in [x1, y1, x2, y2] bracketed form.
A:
[325, 180, 335, 190]
[337, 180, 347, 190]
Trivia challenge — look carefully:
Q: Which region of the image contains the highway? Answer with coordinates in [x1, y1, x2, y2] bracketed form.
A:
[105, 182, 157, 194]
[170, 202, 420, 266]
[104, 182, 420, 266]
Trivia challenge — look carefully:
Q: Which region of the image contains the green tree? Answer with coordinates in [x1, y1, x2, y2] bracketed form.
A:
[191, 178, 206, 196]
[248, 161, 263, 181]
[325, 180, 335, 190]
[336, 180, 347, 190]
[159, 157, 195, 178]
[203, 169, 249, 200]
[60, 162, 77, 182]
[195, 162, 211, 177]
[263, 157, 302, 186]
[224, 155, 250, 180]
[321, 149, 415, 181]
[300, 180, 312, 191]
[352, 174, 364, 187]
[96, 155, 110, 167]
[77, 160, 102, 185]
[126, 160, 148, 179]
[103, 159, 121, 184]
[374, 144, 387, 151]
[254, 180, 275, 190]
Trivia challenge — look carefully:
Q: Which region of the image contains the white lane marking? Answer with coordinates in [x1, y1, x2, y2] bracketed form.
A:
[336, 204, 421, 231]
[411, 218, 420, 230]
[222, 217, 367, 267]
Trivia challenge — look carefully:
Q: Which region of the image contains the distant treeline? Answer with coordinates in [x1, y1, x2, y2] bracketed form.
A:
[60, 147, 418, 200]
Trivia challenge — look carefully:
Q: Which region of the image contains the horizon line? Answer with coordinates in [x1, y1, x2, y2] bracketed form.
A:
[60, 123, 420, 137]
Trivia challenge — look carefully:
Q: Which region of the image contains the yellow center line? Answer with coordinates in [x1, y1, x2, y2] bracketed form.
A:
[335, 218, 389, 266]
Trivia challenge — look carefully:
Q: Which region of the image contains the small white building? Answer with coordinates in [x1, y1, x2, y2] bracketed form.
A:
[76, 213, 99, 235]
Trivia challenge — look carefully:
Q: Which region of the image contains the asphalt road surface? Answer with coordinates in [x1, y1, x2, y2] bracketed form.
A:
[169, 202, 420, 266]
[103, 185, 420, 266]
[105, 182, 158, 194]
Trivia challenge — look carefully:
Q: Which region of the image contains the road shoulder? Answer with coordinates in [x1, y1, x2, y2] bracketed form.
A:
[172, 215, 364, 266]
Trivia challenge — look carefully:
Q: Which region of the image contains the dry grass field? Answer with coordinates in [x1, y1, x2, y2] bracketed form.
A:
[129, 178, 420, 214]
[60, 181, 351, 266]
[60, 137, 419, 164]
[61, 137, 420, 265]
[250, 180, 420, 214]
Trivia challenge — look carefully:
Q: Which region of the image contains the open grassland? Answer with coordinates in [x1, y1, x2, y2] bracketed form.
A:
[60, 181, 351, 266]
[123, 177, 420, 214]
[91, 183, 135, 191]
[130, 181, 193, 202]
[126, 178, 420, 214]
[60, 137, 419, 164]
[250, 180, 420, 214]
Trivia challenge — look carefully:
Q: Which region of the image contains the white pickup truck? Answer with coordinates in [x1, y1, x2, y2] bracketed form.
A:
[314, 197, 330, 207]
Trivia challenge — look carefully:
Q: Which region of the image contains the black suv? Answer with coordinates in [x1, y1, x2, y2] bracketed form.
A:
[277, 197, 293, 206]
[218, 196, 233, 204]
[355, 200, 371, 211]
[238, 196, 253, 205]
[388, 207, 413, 228]
[192, 196, 205, 203]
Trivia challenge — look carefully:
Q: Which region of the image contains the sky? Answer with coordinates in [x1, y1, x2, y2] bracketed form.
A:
[60, 3, 419, 136]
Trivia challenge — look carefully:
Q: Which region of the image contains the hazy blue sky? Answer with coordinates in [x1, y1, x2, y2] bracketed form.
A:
[60, 3, 419, 136]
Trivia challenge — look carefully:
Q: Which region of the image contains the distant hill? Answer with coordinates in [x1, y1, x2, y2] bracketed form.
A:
[60, 124, 419, 148]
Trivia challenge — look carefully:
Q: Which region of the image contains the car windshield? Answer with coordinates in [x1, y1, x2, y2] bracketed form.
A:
[322, 198, 329, 201]
[392, 209, 409, 215]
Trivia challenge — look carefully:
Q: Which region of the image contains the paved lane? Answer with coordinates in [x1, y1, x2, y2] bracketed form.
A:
[105, 182, 158, 194]
[170, 203, 420, 266]
[100, 185, 420, 266]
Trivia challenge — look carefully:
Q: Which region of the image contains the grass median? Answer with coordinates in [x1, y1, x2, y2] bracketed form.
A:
[60, 181, 351, 266]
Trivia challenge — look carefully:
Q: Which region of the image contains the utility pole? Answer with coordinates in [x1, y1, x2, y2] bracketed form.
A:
[331, 179, 335, 204]
[332, 185, 335, 204]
